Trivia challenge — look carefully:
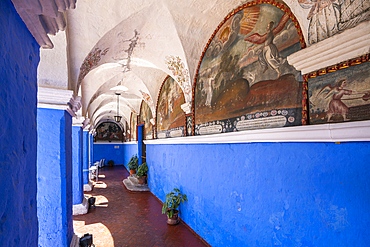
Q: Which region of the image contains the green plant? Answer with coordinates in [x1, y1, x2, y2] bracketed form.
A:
[162, 188, 188, 218]
[107, 160, 114, 166]
[136, 162, 148, 178]
[127, 154, 139, 171]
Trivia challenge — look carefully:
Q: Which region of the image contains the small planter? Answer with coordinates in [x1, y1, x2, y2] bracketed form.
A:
[138, 175, 147, 184]
[130, 169, 136, 176]
[166, 210, 179, 225]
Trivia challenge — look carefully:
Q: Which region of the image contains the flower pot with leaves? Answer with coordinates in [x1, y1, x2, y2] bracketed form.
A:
[127, 154, 139, 175]
[136, 162, 148, 184]
[107, 160, 114, 167]
[161, 188, 187, 225]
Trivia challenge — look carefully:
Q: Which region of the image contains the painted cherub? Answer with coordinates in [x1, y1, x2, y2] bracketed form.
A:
[316, 79, 369, 122]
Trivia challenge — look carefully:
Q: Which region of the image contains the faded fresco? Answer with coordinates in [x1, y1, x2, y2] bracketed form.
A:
[194, 3, 303, 135]
[156, 77, 186, 138]
[125, 122, 129, 142]
[299, 0, 370, 45]
[130, 113, 137, 141]
[308, 61, 370, 124]
[95, 122, 123, 142]
[140, 101, 153, 140]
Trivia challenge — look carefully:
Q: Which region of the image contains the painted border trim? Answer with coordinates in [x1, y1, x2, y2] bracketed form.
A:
[144, 120, 370, 144]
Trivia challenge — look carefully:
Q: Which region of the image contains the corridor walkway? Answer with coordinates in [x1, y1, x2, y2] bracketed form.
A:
[73, 166, 208, 247]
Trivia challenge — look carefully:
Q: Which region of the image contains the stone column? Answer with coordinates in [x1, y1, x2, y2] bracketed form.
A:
[72, 117, 88, 215]
[37, 87, 80, 247]
[82, 127, 93, 191]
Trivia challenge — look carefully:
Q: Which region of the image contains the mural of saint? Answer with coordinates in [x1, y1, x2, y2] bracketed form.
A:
[156, 77, 186, 138]
[95, 122, 123, 142]
[194, 3, 304, 135]
[298, 0, 370, 44]
[308, 61, 370, 124]
[130, 113, 137, 141]
[139, 101, 153, 140]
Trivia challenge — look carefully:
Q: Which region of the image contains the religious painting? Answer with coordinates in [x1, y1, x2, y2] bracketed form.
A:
[194, 2, 304, 135]
[130, 113, 137, 141]
[125, 121, 129, 142]
[139, 101, 153, 140]
[298, 0, 370, 45]
[308, 58, 370, 124]
[156, 76, 186, 138]
[94, 122, 123, 142]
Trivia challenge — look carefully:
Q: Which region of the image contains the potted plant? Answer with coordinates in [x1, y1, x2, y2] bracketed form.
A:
[127, 154, 139, 175]
[161, 188, 187, 225]
[107, 160, 114, 167]
[136, 162, 148, 184]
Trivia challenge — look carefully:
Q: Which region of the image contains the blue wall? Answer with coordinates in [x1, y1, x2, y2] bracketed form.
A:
[123, 143, 139, 169]
[145, 142, 370, 246]
[93, 143, 124, 166]
[37, 109, 73, 247]
[0, 0, 40, 245]
[72, 126, 83, 205]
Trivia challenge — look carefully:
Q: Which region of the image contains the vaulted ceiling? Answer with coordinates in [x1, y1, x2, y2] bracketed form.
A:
[32, 0, 315, 131]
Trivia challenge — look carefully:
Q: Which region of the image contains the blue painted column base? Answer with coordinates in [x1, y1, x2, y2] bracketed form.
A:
[37, 108, 73, 247]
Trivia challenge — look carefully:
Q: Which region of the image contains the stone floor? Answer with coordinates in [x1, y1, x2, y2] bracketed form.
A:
[73, 166, 208, 247]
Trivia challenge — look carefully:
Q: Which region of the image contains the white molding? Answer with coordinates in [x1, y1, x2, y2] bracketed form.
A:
[287, 21, 370, 75]
[38, 87, 73, 105]
[72, 116, 85, 126]
[143, 120, 370, 144]
[37, 87, 81, 117]
[94, 141, 124, 145]
[123, 141, 138, 145]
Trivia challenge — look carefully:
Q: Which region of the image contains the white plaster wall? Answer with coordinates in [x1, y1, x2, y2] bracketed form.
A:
[38, 31, 69, 89]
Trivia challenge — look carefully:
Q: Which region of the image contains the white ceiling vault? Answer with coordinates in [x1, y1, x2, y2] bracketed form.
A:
[23, 0, 315, 132]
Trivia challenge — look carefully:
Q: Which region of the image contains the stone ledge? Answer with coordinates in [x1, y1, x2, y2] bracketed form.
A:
[73, 197, 89, 216]
[83, 180, 93, 192]
[123, 175, 150, 192]
[287, 21, 370, 74]
[70, 233, 80, 247]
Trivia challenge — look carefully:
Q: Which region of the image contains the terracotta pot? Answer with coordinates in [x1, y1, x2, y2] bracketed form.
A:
[130, 169, 136, 176]
[138, 175, 147, 184]
[167, 210, 179, 225]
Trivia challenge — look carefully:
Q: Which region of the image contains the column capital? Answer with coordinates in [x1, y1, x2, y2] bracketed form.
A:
[37, 87, 82, 117]
[181, 102, 192, 114]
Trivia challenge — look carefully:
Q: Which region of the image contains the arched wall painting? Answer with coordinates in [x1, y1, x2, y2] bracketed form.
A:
[130, 113, 137, 141]
[308, 55, 370, 124]
[194, 2, 304, 135]
[139, 101, 153, 140]
[94, 122, 123, 142]
[156, 77, 186, 138]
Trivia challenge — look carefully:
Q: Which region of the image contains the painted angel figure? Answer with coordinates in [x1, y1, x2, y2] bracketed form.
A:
[244, 13, 290, 78]
[316, 79, 369, 122]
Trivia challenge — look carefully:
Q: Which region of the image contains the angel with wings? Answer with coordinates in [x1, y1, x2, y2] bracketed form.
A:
[244, 14, 290, 79]
[316, 79, 369, 122]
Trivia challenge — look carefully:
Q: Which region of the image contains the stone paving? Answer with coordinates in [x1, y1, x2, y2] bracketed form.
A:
[73, 166, 208, 247]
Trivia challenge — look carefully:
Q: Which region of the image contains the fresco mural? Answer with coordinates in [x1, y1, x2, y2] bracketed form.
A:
[94, 122, 123, 142]
[125, 121, 129, 142]
[130, 113, 137, 141]
[308, 57, 370, 124]
[299, 0, 370, 45]
[156, 76, 186, 138]
[139, 101, 153, 140]
[194, 2, 304, 135]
